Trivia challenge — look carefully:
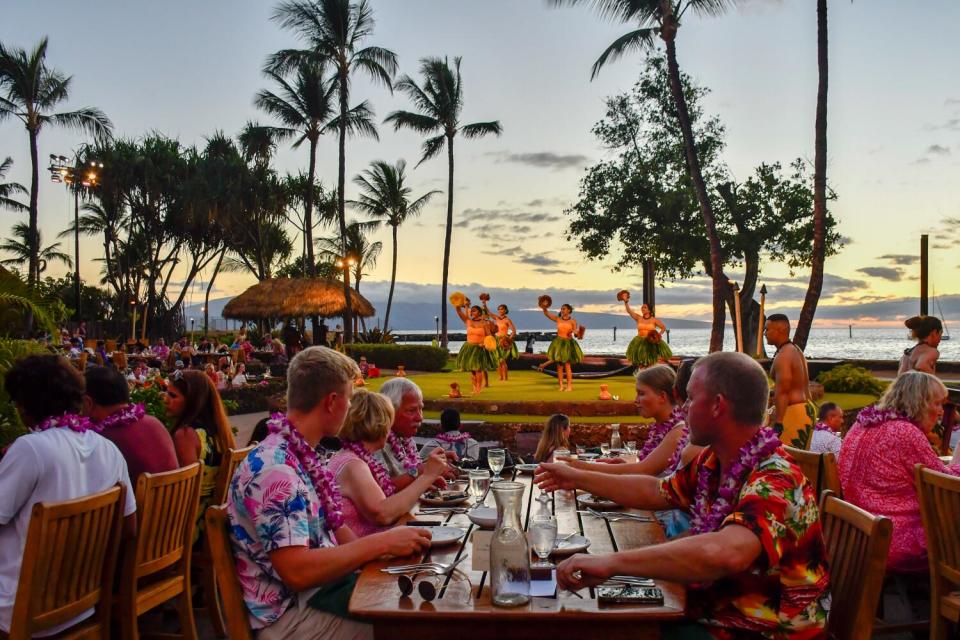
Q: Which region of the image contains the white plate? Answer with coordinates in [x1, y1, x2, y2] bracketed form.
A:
[578, 452, 600, 460]
[467, 506, 497, 529]
[426, 526, 466, 546]
[526, 532, 591, 556]
[577, 493, 621, 510]
[420, 492, 470, 507]
[515, 463, 539, 474]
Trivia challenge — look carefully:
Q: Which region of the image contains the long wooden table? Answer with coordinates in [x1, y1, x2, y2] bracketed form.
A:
[349, 469, 686, 639]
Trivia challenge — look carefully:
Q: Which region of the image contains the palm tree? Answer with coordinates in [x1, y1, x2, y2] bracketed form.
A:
[550, 0, 732, 352]
[794, 0, 828, 350]
[350, 159, 439, 331]
[1, 223, 71, 278]
[58, 200, 127, 295]
[316, 220, 382, 291]
[270, 0, 398, 343]
[385, 57, 502, 348]
[0, 157, 27, 213]
[0, 37, 112, 286]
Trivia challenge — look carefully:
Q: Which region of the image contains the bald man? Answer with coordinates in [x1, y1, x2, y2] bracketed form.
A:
[765, 314, 814, 448]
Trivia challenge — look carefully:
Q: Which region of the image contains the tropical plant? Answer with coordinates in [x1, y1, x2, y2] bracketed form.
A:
[350, 159, 439, 331]
[0, 223, 71, 276]
[384, 57, 501, 348]
[0, 37, 113, 285]
[355, 326, 394, 344]
[817, 364, 884, 397]
[269, 0, 398, 343]
[0, 157, 27, 213]
[794, 0, 829, 350]
[0, 339, 51, 447]
[0, 267, 61, 336]
[316, 220, 381, 291]
[550, 0, 734, 351]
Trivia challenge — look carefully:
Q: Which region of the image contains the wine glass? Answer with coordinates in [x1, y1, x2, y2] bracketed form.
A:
[625, 441, 637, 454]
[487, 448, 506, 481]
[468, 469, 490, 507]
[600, 442, 611, 457]
[530, 515, 558, 567]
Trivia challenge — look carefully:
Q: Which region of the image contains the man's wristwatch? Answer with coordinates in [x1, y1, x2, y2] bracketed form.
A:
[407, 466, 419, 478]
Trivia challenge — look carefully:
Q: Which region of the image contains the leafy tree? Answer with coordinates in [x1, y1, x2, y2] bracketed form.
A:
[0, 223, 71, 275]
[36, 274, 114, 323]
[350, 159, 439, 331]
[385, 57, 501, 348]
[0, 37, 112, 285]
[0, 157, 27, 213]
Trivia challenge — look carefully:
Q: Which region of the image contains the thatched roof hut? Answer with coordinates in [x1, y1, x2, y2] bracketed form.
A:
[222, 278, 375, 320]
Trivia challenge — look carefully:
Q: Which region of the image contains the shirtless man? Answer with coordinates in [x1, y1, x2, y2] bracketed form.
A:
[764, 314, 814, 448]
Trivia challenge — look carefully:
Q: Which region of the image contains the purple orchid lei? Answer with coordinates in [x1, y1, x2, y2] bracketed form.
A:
[637, 406, 686, 461]
[341, 440, 397, 497]
[96, 403, 146, 431]
[34, 412, 95, 434]
[689, 426, 782, 535]
[665, 420, 690, 474]
[387, 431, 419, 475]
[267, 412, 344, 530]
[853, 405, 912, 429]
[436, 431, 472, 445]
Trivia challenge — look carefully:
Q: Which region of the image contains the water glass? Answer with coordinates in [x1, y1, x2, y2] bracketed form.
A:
[625, 441, 637, 454]
[468, 470, 490, 506]
[488, 448, 506, 481]
[530, 515, 558, 567]
[552, 448, 570, 463]
[600, 443, 611, 457]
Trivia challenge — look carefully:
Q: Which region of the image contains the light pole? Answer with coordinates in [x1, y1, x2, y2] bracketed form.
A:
[48, 154, 102, 321]
[335, 256, 357, 338]
[434, 316, 439, 343]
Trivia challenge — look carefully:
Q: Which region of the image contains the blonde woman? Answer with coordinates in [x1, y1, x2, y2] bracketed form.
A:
[534, 413, 574, 463]
[328, 389, 447, 537]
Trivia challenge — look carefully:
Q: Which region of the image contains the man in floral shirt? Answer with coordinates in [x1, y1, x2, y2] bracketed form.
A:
[538, 352, 830, 639]
[228, 347, 431, 639]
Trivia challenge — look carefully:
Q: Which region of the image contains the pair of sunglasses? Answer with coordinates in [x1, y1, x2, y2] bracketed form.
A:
[397, 573, 439, 601]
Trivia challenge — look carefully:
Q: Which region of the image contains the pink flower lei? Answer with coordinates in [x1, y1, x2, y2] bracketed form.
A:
[267, 412, 344, 531]
[387, 431, 419, 475]
[637, 406, 686, 461]
[689, 426, 782, 535]
[34, 412, 94, 434]
[853, 405, 912, 429]
[436, 430, 472, 445]
[813, 421, 834, 433]
[96, 403, 145, 431]
[341, 441, 396, 497]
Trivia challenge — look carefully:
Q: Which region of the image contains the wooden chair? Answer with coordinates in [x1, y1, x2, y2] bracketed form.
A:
[105, 339, 117, 353]
[196, 445, 255, 637]
[819, 490, 892, 640]
[117, 463, 202, 640]
[76, 352, 88, 371]
[3, 485, 125, 639]
[915, 464, 960, 639]
[820, 451, 842, 498]
[784, 445, 827, 495]
[113, 351, 128, 371]
[204, 505, 254, 640]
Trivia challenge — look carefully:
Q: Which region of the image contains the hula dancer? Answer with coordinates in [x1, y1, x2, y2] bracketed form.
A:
[483, 297, 518, 381]
[451, 293, 498, 394]
[539, 296, 583, 392]
[619, 290, 671, 367]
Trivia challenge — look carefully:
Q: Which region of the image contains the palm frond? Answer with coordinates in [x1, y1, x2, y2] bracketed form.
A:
[383, 110, 441, 135]
[417, 135, 447, 167]
[461, 121, 503, 139]
[48, 107, 113, 141]
[590, 28, 658, 79]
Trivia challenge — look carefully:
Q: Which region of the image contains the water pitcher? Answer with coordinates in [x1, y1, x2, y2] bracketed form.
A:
[610, 423, 622, 451]
[490, 481, 530, 607]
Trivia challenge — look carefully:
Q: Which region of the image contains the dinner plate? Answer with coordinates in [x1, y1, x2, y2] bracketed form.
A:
[467, 506, 497, 529]
[578, 452, 600, 460]
[420, 491, 470, 507]
[426, 526, 466, 546]
[577, 493, 621, 510]
[515, 463, 539, 474]
[526, 532, 591, 556]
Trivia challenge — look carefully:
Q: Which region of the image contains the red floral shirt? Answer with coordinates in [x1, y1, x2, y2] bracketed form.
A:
[659, 447, 830, 639]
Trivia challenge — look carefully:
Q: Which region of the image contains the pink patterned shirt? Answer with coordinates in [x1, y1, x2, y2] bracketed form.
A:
[839, 419, 960, 572]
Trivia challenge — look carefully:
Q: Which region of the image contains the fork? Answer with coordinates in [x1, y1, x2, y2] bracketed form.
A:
[586, 507, 653, 522]
[381, 555, 467, 575]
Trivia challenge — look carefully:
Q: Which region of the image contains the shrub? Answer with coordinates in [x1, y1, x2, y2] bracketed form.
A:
[345, 343, 448, 372]
[817, 364, 885, 396]
[130, 383, 171, 427]
[220, 379, 287, 414]
[0, 339, 53, 447]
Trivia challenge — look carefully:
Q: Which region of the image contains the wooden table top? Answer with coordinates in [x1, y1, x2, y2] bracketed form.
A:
[349, 467, 686, 631]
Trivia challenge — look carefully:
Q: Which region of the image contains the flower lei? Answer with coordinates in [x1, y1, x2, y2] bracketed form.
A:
[436, 431, 472, 445]
[664, 421, 690, 473]
[637, 406, 686, 460]
[689, 426, 782, 535]
[96, 403, 145, 431]
[266, 412, 344, 530]
[387, 431, 419, 476]
[853, 405, 911, 429]
[34, 412, 95, 434]
[341, 440, 396, 497]
[813, 421, 834, 433]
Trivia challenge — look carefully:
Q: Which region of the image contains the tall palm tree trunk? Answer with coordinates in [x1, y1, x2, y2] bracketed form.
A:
[440, 137, 455, 349]
[27, 128, 40, 287]
[204, 247, 226, 336]
[384, 224, 398, 332]
[663, 36, 726, 352]
[338, 77, 354, 344]
[794, 0, 828, 351]
[306, 137, 322, 343]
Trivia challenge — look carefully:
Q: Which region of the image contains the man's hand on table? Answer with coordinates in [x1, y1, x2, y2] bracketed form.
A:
[377, 526, 432, 557]
[556, 553, 614, 590]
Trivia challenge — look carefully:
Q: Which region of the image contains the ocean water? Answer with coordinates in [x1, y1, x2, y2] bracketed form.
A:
[399, 327, 955, 361]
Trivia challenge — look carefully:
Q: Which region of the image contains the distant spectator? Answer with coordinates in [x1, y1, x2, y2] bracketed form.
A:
[232, 362, 248, 387]
[153, 337, 170, 362]
[535, 413, 573, 463]
[419, 408, 479, 461]
[898, 315, 943, 375]
[810, 402, 843, 457]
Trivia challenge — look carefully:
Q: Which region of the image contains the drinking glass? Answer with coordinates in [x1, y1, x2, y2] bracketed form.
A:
[530, 515, 558, 567]
[552, 448, 570, 464]
[488, 448, 506, 481]
[468, 469, 490, 507]
[625, 441, 637, 454]
[600, 443, 611, 457]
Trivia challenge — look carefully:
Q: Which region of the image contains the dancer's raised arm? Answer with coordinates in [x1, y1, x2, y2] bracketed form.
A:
[541, 306, 560, 323]
[624, 300, 641, 321]
[454, 304, 469, 323]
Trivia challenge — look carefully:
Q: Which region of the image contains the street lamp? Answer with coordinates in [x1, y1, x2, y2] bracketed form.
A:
[434, 315, 439, 342]
[48, 154, 103, 321]
[334, 256, 357, 337]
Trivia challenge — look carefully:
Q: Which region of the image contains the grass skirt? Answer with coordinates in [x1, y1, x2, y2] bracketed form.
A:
[626, 335, 672, 367]
[497, 339, 519, 362]
[547, 337, 584, 364]
[456, 342, 498, 372]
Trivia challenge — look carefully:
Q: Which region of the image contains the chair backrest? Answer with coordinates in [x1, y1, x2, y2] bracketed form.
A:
[126, 463, 202, 580]
[205, 505, 255, 640]
[784, 445, 823, 494]
[915, 464, 960, 594]
[77, 352, 88, 370]
[820, 451, 842, 498]
[105, 339, 117, 353]
[9, 485, 125, 637]
[113, 351, 128, 371]
[819, 491, 892, 640]
[213, 445, 255, 506]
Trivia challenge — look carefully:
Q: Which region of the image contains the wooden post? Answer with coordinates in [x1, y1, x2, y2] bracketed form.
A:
[731, 281, 743, 353]
[920, 234, 929, 316]
[756, 284, 767, 357]
[642, 258, 656, 316]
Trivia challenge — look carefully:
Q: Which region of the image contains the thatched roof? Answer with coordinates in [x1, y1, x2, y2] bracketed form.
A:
[222, 278, 375, 320]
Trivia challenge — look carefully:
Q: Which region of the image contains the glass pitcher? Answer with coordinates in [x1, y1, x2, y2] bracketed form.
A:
[610, 423, 622, 451]
[490, 482, 530, 607]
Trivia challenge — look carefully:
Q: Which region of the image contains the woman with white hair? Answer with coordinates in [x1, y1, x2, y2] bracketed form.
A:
[839, 371, 960, 572]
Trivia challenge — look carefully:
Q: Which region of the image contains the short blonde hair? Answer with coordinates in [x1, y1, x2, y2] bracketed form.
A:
[634, 364, 677, 399]
[339, 389, 395, 443]
[287, 346, 359, 413]
[879, 371, 947, 424]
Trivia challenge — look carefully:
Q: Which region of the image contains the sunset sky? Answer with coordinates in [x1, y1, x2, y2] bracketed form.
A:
[2, 0, 958, 327]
